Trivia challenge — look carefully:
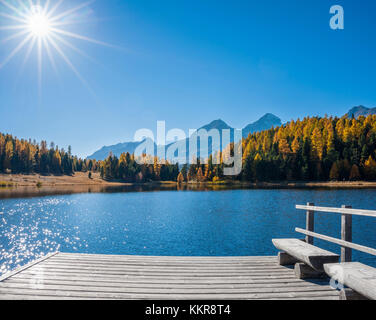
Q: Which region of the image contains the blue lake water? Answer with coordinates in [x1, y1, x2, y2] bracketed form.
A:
[1, 188, 376, 276]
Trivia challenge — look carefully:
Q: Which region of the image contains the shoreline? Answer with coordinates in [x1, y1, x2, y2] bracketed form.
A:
[1, 173, 376, 199]
[1, 172, 376, 189]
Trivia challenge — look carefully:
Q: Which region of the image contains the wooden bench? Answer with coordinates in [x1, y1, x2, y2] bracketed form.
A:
[324, 262, 376, 300]
[272, 239, 339, 279]
[273, 203, 376, 297]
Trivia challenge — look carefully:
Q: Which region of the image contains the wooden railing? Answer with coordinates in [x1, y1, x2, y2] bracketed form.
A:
[295, 203, 376, 262]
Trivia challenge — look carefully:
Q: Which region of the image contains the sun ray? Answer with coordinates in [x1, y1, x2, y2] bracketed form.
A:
[43, 36, 58, 75]
[0, 0, 28, 19]
[50, 16, 108, 28]
[49, 32, 98, 64]
[14, 35, 35, 89]
[49, 0, 94, 23]
[50, 27, 114, 47]
[43, 0, 51, 15]
[45, 0, 63, 18]
[20, 35, 36, 70]
[2, 29, 29, 43]
[0, 25, 27, 31]
[37, 36, 42, 96]
[17, 0, 31, 14]
[0, 33, 32, 69]
[0, 12, 27, 24]
[47, 34, 94, 94]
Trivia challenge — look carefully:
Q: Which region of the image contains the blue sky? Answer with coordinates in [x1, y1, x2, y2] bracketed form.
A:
[0, 0, 375, 158]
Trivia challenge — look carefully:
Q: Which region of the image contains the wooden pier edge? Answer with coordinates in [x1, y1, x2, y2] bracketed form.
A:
[0, 252, 59, 282]
[0, 253, 340, 300]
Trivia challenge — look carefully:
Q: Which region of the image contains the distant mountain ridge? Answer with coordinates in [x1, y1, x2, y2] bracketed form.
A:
[200, 119, 233, 131]
[86, 113, 282, 160]
[87, 106, 376, 161]
[242, 113, 282, 138]
[346, 105, 376, 118]
[87, 139, 156, 160]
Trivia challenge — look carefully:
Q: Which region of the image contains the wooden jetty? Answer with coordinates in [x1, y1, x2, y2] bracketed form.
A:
[274, 203, 376, 300]
[0, 253, 339, 300]
[0, 203, 375, 300]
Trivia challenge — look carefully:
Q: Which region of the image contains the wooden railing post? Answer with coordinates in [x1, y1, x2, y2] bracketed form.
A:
[306, 202, 315, 245]
[341, 205, 353, 262]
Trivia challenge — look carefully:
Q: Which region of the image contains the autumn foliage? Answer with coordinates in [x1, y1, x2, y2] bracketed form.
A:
[0, 134, 97, 175]
[2, 114, 376, 182]
[240, 115, 376, 181]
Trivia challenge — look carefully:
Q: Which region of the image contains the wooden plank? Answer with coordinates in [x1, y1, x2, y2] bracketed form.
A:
[296, 205, 376, 218]
[23, 267, 295, 277]
[263, 296, 339, 300]
[0, 287, 339, 300]
[13, 273, 317, 285]
[0, 293, 339, 300]
[294, 262, 325, 279]
[0, 282, 337, 294]
[0, 293, 338, 301]
[54, 254, 276, 263]
[45, 257, 280, 265]
[324, 262, 376, 300]
[28, 262, 285, 272]
[296, 228, 376, 256]
[23, 263, 291, 272]
[57, 252, 276, 260]
[49, 257, 276, 266]
[6, 277, 332, 290]
[0, 294, 100, 300]
[51, 254, 275, 261]
[341, 205, 353, 262]
[18, 270, 300, 281]
[40, 262, 285, 272]
[272, 239, 339, 271]
[340, 288, 368, 300]
[0, 252, 59, 282]
[306, 202, 315, 245]
[0, 283, 338, 299]
[277, 252, 299, 266]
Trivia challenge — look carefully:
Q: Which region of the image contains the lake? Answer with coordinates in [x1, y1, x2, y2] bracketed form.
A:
[1, 187, 376, 276]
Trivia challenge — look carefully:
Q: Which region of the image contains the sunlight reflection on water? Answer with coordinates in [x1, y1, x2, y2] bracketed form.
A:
[1, 188, 376, 276]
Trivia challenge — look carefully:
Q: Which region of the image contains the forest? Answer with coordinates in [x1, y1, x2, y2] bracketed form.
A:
[0, 135, 89, 175]
[0, 134, 180, 182]
[1, 114, 376, 182]
[239, 115, 376, 182]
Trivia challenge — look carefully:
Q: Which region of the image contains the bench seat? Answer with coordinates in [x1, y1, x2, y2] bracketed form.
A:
[324, 262, 376, 300]
[272, 239, 339, 271]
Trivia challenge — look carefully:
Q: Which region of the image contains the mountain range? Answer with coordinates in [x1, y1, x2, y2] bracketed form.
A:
[346, 105, 376, 118]
[87, 113, 282, 160]
[87, 106, 376, 161]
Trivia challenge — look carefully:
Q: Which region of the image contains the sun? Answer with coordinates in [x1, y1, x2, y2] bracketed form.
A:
[0, 0, 112, 94]
[27, 6, 51, 37]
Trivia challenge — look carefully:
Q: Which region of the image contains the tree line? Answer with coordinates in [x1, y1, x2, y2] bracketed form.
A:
[0, 133, 180, 182]
[239, 115, 376, 182]
[99, 153, 180, 182]
[0, 134, 99, 175]
[1, 115, 376, 182]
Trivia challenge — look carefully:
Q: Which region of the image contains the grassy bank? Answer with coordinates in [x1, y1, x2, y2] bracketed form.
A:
[0, 181, 13, 187]
[1, 173, 376, 190]
[0, 172, 128, 188]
